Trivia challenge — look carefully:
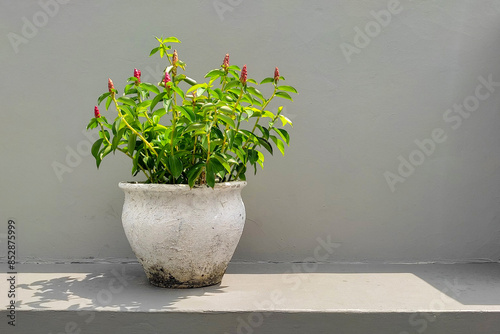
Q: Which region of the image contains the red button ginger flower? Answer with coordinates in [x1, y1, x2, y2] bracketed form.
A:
[108, 78, 115, 97]
[222, 53, 229, 71]
[94, 106, 101, 118]
[134, 68, 141, 84]
[274, 67, 280, 83]
[172, 50, 178, 76]
[163, 72, 171, 88]
[240, 65, 247, 85]
[172, 50, 178, 66]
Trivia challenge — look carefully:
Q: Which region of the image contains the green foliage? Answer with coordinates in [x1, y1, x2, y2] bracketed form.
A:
[87, 36, 297, 187]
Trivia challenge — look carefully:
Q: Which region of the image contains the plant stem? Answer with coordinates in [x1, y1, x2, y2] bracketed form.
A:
[112, 96, 158, 157]
[99, 122, 112, 147]
[191, 136, 197, 165]
[221, 87, 244, 153]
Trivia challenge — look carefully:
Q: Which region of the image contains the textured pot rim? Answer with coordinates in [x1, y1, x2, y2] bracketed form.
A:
[119, 180, 247, 192]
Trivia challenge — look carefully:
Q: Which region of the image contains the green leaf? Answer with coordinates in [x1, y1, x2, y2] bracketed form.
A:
[260, 77, 274, 85]
[235, 147, 246, 163]
[241, 94, 253, 104]
[168, 155, 183, 179]
[128, 133, 137, 154]
[278, 85, 298, 94]
[112, 127, 126, 151]
[183, 76, 197, 86]
[257, 137, 273, 155]
[217, 114, 235, 128]
[237, 166, 246, 181]
[140, 83, 160, 95]
[246, 86, 264, 100]
[248, 149, 259, 164]
[100, 145, 112, 160]
[228, 70, 240, 79]
[154, 124, 169, 132]
[124, 84, 137, 95]
[171, 86, 185, 99]
[91, 138, 104, 160]
[206, 160, 216, 188]
[239, 129, 257, 143]
[105, 96, 112, 110]
[227, 129, 236, 149]
[187, 83, 208, 94]
[119, 105, 135, 119]
[150, 92, 167, 111]
[153, 107, 166, 119]
[95, 154, 102, 169]
[97, 92, 111, 105]
[187, 163, 204, 188]
[205, 69, 224, 78]
[86, 119, 98, 130]
[132, 150, 141, 174]
[270, 135, 285, 156]
[179, 106, 195, 122]
[213, 154, 231, 173]
[279, 114, 293, 127]
[136, 100, 153, 111]
[210, 139, 223, 152]
[197, 87, 207, 97]
[225, 80, 241, 91]
[274, 128, 290, 145]
[117, 97, 137, 106]
[163, 36, 181, 43]
[275, 91, 293, 101]
[256, 125, 269, 139]
[149, 47, 160, 56]
[218, 106, 233, 115]
[257, 150, 265, 169]
[185, 123, 206, 132]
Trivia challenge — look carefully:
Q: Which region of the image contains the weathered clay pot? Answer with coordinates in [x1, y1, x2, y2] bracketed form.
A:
[119, 181, 246, 288]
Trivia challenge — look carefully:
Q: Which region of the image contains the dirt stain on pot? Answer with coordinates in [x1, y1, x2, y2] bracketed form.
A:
[145, 263, 228, 288]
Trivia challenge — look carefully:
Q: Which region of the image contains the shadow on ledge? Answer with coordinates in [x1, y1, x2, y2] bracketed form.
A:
[16, 263, 228, 312]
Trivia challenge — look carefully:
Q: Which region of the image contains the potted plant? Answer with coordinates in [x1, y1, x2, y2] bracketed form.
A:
[86, 36, 297, 288]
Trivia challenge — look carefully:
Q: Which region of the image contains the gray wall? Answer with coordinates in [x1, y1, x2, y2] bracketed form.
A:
[1, 0, 500, 263]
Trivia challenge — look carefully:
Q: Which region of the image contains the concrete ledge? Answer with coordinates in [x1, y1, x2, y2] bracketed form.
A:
[1, 263, 500, 333]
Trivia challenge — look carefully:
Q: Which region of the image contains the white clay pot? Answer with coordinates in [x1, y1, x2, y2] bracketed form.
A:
[119, 181, 246, 288]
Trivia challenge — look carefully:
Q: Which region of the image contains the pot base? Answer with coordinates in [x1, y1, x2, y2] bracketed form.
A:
[144, 263, 227, 289]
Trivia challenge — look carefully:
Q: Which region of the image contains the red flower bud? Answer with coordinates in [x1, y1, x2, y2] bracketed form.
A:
[108, 78, 115, 93]
[222, 53, 229, 70]
[163, 72, 171, 88]
[134, 68, 141, 84]
[172, 50, 178, 76]
[172, 50, 178, 66]
[94, 106, 101, 118]
[274, 67, 280, 83]
[240, 64, 247, 85]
